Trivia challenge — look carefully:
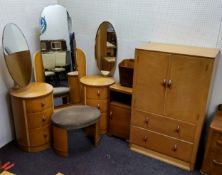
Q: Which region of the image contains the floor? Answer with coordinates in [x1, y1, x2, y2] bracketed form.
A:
[0, 131, 201, 175]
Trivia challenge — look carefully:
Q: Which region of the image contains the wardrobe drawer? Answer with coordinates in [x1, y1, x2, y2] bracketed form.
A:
[86, 99, 108, 113]
[130, 126, 193, 162]
[27, 108, 53, 129]
[131, 110, 196, 142]
[211, 133, 222, 161]
[86, 86, 108, 99]
[29, 126, 51, 147]
[26, 94, 53, 113]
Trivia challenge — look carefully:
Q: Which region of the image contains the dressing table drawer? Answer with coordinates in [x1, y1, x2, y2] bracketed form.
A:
[130, 126, 193, 162]
[29, 125, 51, 147]
[86, 99, 108, 113]
[26, 94, 53, 113]
[86, 86, 108, 100]
[27, 108, 53, 129]
[131, 110, 196, 142]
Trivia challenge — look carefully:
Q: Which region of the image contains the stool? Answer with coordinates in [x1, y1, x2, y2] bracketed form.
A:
[51, 105, 101, 156]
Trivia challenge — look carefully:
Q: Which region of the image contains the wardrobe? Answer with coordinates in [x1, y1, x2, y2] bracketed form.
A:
[130, 42, 219, 170]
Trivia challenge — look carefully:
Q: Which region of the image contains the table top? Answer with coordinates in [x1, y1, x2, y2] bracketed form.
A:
[80, 75, 115, 87]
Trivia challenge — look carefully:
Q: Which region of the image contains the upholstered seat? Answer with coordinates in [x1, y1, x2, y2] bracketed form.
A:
[52, 105, 100, 129]
[51, 105, 101, 157]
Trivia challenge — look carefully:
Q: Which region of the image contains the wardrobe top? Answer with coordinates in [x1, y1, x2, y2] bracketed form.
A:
[136, 42, 220, 58]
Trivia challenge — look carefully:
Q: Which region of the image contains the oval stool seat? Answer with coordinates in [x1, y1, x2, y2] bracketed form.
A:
[52, 105, 100, 129]
[51, 105, 101, 157]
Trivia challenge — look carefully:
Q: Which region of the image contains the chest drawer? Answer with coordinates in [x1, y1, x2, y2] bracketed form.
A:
[130, 126, 193, 162]
[131, 110, 196, 142]
[86, 99, 108, 113]
[27, 108, 53, 129]
[29, 125, 51, 147]
[26, 94, 53, 113]
[86, 86, 108, 99]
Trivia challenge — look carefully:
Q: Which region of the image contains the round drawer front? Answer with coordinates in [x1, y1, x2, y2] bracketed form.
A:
[29, 126, 51, 147]
[86, 99, 108, 113]
[26, 94, 53, 113]
[86, 86, 108, 99]
[27, 108, 53, 129]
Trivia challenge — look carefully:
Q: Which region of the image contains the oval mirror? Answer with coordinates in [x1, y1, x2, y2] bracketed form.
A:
[95, 21, 117, 76]
[2, 23, 32, 89]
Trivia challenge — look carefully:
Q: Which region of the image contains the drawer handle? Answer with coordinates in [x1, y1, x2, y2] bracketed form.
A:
[43, 134, 48, 138]
[212, 160, 222, 166]
[41, 103, 45, 107]
[216, 140, 222, 147]
[175, 125, 180, 133]
[167, 80, 172, 88]
[143, 136, 148, 142]
[110, 111, 113, 120]
[172, 144, 177, 152]
[97, 104, 100, 109]
[162, 79, 167, 88]
[97, 90, 100, 96]
[42, 117, 46, 122]
[144, 117, 149, 125]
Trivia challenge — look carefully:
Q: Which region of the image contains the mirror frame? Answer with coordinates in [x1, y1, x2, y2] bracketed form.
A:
[95, 21, 117, 77]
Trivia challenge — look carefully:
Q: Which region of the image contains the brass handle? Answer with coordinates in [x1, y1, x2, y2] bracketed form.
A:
[162, 79, 167, 87]
[143, 136, 148, 142]
[167, 80, 172, 88]
[175, 125, 180, 133]
[212, 160, 222, 166]
[97, 104, 100, 109]
[172, 144, 177, 152]
[144, 117, 149, 125]
[97, 90, 100, 96]
[216, 140, 222, 147]
[110, 111, 113, 120]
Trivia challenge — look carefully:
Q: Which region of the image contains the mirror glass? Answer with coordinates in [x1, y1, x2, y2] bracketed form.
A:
[2, 23, 32, 88]
[40, 5, 74, 87]
[95, 21, 117, 76]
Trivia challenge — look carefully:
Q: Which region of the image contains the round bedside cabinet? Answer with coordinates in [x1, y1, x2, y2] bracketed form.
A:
[10, 82, 53, 152]
[80, 75, 115, 134]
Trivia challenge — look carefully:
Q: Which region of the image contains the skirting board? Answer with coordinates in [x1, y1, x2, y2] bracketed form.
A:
[130, 144, 194, 171]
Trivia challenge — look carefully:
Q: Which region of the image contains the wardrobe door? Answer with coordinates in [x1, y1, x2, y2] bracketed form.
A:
[133, 50, 170, 115]
[165, 54, 213, 123]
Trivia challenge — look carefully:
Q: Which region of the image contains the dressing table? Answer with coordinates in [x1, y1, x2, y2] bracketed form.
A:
[10, 82, 53, 152]
[2, 23, 54, 152]
[80, 21, 117, 134]
[80, 75, 114, 134]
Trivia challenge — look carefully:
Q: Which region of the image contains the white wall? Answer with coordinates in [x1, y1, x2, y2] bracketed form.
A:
[0, 0, 57, 148]
[59, 0, 222, 121]
[40, 4, 70, 50]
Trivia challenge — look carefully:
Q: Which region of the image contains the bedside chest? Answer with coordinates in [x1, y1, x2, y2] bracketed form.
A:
[10, 82, 54, 152]
[201, 105, 222, 175]
[80, 75, 115, 134]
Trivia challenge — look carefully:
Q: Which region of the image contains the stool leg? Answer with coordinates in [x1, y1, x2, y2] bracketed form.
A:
[53, 125, 68, 156]
[84, 121, 100, 146]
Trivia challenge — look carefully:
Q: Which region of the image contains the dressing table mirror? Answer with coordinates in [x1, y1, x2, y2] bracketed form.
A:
[2, 23, 53, 152]
[39, 4, 77, 106]
[3, 23, 32, 89]
[80, 21, 117, 134]
[95, 21, 117, 76]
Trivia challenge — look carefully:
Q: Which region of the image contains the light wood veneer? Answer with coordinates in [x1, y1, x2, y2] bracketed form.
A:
[80, 75, 114, 134]
[10, 82, 53, 152]
[130, 42, 219, 170]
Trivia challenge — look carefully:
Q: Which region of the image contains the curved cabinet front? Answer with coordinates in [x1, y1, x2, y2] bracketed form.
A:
[10, 82, 53, 152]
